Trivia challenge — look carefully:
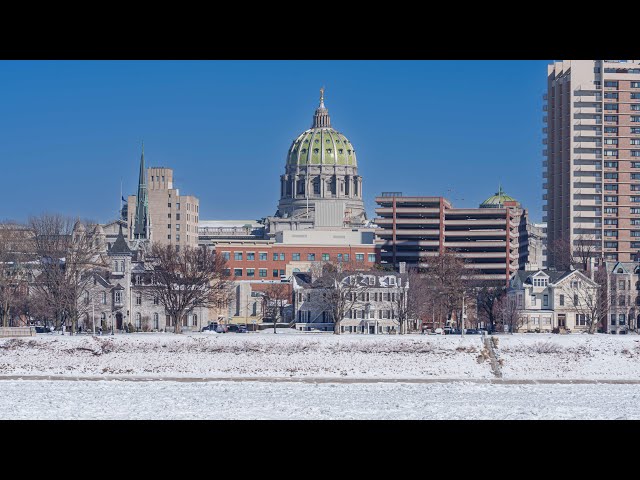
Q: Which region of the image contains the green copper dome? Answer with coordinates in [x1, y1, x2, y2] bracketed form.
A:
[286, 88, 357, 167]
[480, 186, 517, 208]
[287, 128, 357, 166]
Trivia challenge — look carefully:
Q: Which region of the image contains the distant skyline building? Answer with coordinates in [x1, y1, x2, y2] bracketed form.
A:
[128, 150, 200, 249]
[266, 88, 366, 233]
[374, 190, 529, 285]
[544, 60, 640, 266]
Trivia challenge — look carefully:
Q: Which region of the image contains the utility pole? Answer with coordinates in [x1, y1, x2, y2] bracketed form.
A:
[461, 290, 465, 338]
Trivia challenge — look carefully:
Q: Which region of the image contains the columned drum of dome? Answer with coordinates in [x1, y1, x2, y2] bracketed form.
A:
[275, 88, 366, 229]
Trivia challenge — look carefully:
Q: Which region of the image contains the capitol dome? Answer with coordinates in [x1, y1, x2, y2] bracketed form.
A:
[480, 186, 517, 208]
[273, 88, 366, 229]
[287, 129, 357, 167]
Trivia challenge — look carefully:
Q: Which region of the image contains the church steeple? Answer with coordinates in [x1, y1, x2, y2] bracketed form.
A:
[133, 142, 149, 240]
[312, 86, 331, 128]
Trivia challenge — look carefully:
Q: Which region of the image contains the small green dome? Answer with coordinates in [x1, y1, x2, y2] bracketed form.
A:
[480, 186, 517, 208]
[287, 128, 357, 167]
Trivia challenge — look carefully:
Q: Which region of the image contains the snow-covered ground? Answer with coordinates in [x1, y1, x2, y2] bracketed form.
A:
[3, 332, 640, 419]
[0, 332, 490, 379]
[2, 331, 640, 380]
[1, 379, 638, 419]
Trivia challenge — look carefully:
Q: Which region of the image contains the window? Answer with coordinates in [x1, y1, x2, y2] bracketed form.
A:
[153, 296, 159, 305]
[604, 207, 618, 214]
[618, 280, 626, 290]
[605, 242, 619, 248]
[611, 314, 617, 326]
[604, 184, 618, 190]
[322, 253, 330, 261]
[605, 196, 618, 203]
[307, 253, 315, 261]
[604, 92, 618, 99]
[234, 252, 243, 261]
[258, 268, 267, 278]
[175, 234, 180, 241]
[279, 253, 285, 261]
[605, 81, 619, 88]
[632, 231, 640, 237]
[634, 208, 640, 214]
[604, 138, 618, 145]
[633, 163, 640, 168]
[368, 253, 376, 262]
[533, 278, 548, 287]
[604, 103, 619, 111]
[135, 312, 141, 328]
[222, 251, 230, 261]
[604, 150, 618, 157]
[292, 253, 301, 261]
[574, 294, 579, 306]
[153, 313, 159, 330]
[273, 269, 279, 278]
[576, 314, 587, 326]
[632, 116, 640, 123]
[356, 253, 364, 262]
[234, 268, 242, 277]
[247, 268, 255, 277]
[136, 294, 141, 306]
[337, 253, 343, 262]
[543, 294, 549, 307]
[633, 82, 640, 88]
[632, 128, 640, 134]
[167, 224, 171, 229]
[632, 197, 640, 203]
[168, 213, 171, 218]
[167, 234, 171, 240]
[114, 291, 122, 304]
[632, 220, 640, 225]
[633, 105, 640, 111]
[559, 294, 564, 306]
[175, 224, 180, 231]
[619, 314, 626, 325]
[605, 230, 618, 237]
[605, 115, 618, 123]
[344, 254, 350, 262]
[247, 252, 255, 261]
[604, 218, 618, 225]
[273, 253, 279, 261]
[259, 252, 267, 261]
[280, 269, 285, 276]
[604, 127, 618, 134]
[102, 291, 107, 305]
[531, 294, 537, 306]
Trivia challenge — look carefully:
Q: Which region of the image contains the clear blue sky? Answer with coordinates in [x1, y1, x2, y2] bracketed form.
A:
[0, 60, 549, 224]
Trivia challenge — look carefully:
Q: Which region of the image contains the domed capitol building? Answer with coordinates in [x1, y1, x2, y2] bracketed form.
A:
[266, 88, 367, 233]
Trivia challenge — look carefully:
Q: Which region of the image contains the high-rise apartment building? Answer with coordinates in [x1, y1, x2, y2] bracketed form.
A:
[545, 60, 640, 265]
[128, 149, 200, 249]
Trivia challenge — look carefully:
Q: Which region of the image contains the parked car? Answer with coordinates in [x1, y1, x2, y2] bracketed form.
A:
[465, 329, 478, 334]
[226, 324, 240, 333]
[443, 327, 455, 335]
[34, 326, 50, 334]
[431, 328, 444, 335]
[201, 324, 216, 332]
[237, 325, 248, 333]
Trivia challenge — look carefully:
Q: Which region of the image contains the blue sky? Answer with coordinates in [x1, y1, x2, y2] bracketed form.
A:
[0, 60, 549, 224]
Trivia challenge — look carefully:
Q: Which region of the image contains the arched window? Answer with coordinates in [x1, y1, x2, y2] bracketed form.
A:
[120, 261, 125, 272]
[114, 260, 119, 272]
[193, 314, 197, 326]
[102, 291, 107, 304]
[617, 268, 624, 274]
[135, 312, 141, 328]
[153, 313, 159, 330]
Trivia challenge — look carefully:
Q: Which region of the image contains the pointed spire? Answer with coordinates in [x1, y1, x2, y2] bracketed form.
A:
[133, 142, 149, 240]
[312, 87, 331, 128]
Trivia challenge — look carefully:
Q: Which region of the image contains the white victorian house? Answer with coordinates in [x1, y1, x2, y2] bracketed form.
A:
[508, 269, 599, 333]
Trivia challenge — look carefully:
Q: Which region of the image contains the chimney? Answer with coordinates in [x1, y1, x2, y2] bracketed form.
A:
[399, 262, 406, 274]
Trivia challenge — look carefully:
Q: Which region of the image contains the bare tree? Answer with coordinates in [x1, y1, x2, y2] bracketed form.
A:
[548, 234, 598, 272]
[390, 270, 423, 334]
[145, 243, 233, 334]
[27, 214, 106, 334]
[496, 295, 523, 333]
[423, 250, 468, 329]
[261, 282, 291, 333]
[561, 272, 605, 334]
[476, 283, 505, 333]
[0, 224, 30, 327]
[316, 262, 374, 335]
